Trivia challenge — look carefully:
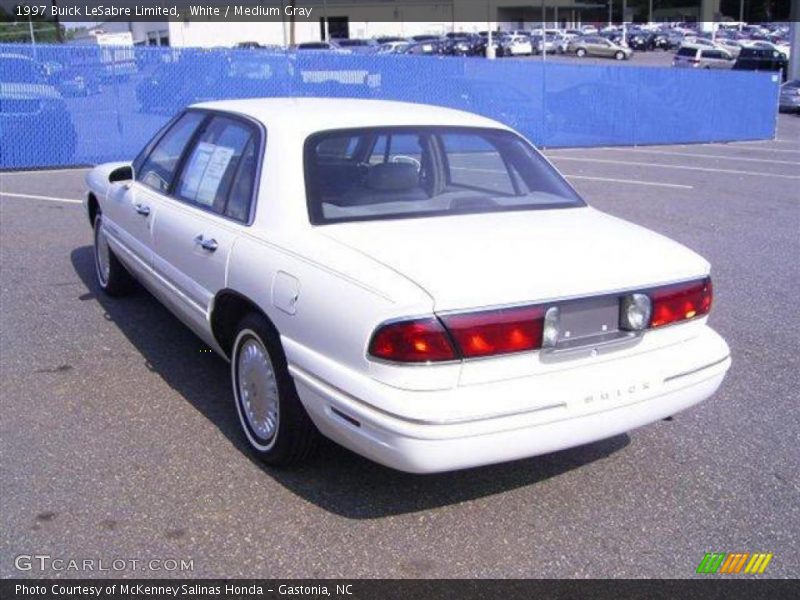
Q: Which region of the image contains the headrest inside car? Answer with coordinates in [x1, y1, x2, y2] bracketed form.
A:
[365, 162, 419, 192]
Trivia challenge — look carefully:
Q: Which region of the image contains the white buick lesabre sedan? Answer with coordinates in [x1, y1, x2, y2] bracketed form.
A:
[84, 98, 730, 473]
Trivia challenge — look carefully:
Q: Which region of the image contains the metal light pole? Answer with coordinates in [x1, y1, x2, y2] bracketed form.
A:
[486, 0, 495, 59]
[621, 0, 628, 47]
[541, 0, 546, 63]
[322, 0, 329, 40]
[608, 0, 613, 27]
[739, 0, 745, 31]
[649, 0, 653, 23]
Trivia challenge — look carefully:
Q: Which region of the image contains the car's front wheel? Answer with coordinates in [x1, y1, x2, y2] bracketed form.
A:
[576, 48, 587, 58]
[231, 314, 319, 466]
[615, 51, 626, 60]
[93, 213, 134, 296]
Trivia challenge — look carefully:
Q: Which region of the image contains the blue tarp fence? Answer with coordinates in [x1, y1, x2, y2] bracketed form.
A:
[0, 43, 780, 170]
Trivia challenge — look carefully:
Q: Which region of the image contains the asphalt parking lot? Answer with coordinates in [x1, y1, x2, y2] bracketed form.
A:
[1, 114, 798, 578]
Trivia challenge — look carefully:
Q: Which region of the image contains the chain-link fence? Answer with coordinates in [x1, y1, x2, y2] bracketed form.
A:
[0, 43, 780, 170]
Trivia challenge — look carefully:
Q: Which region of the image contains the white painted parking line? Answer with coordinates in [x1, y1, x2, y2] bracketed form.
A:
[564, 175, 693, 189]
[0, 192, 82, 204]
[547, 144, 800, 156]
[696, 144, 800, 155]
[548, 156, 800, 180]
[449, 166, 692, 189]
[0, 167, 88, 176]
[600, 147, 800, 165]
[736, 139, 800, 147]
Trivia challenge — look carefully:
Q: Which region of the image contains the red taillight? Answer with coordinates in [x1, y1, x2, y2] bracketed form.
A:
[440, 306, 545, 358]
[368, 318, 457, 363]
[650, 278, 713, 328]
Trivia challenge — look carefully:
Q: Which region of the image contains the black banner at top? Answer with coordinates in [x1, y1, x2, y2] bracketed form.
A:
[2, 0, 795, 24]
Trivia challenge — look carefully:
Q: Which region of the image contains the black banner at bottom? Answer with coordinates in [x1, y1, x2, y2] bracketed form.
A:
[1, 579, 798, 600]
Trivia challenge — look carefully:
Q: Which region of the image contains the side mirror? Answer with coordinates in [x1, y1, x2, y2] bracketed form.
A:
[109, 165, 133, 184]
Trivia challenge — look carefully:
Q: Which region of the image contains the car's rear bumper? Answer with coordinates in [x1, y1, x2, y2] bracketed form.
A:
[288, 325, 730, 473]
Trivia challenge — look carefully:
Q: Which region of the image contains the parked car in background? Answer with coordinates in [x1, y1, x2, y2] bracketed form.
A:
[296, 42, 339, 51]
[0, 53, 77, 167]
[570, 36, 633, 60]
[743, 40, 787, 57]
[500, 33, 533, 56]
[656, 30, 684, 50]
[599, 30, 625, 45]
[330, 38, 379, 54]
[715, 38, 744, 58]
[683, 36, 717, 48]
[474, 33, 504, 57]
[234, 41, 263, 49]
[627, 31, 657, 51]
[410, 34, 442, 42]
[375, 36, 407, 44]
[733, 46, 788, 80]
[377, 41, 411, 54]
[673, 45, 734, 69]
[778, 79, 800, 113]
[535, 33, 563, 54]
[84, 98, 730, 473]
[558, 31, 582, 52]
[44, 61, 102, 97]
[442, 33, 481, 56]
[401, 40, 446, 56]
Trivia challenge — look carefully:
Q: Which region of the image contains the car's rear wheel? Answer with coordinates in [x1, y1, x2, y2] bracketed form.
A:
[93, 213, 134, 296]
[231, 313, 319, 466]
[576, 48, 587, 58]
[615, 51, 625, 60]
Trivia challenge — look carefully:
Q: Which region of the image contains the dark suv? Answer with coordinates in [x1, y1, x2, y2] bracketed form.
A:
[733, 47, 788, 80]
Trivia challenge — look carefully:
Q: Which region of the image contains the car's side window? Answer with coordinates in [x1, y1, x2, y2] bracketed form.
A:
[225, 139, 257, 222]
[136, 112, 206, 193]
[173, 115, 258, 221]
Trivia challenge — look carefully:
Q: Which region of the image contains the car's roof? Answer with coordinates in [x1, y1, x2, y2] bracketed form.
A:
[191, 97, 510, 133]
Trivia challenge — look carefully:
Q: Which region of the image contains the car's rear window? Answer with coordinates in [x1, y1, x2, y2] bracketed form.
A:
[676, 47, 698, 57]
[304, 126, 585, 224]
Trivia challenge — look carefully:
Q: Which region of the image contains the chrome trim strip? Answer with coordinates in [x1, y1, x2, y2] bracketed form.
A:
[289, 364, 567, 426]
[664, 355, 730, 383]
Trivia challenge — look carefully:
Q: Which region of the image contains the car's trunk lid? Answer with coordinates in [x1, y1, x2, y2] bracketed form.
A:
[321, 207, 709, 311]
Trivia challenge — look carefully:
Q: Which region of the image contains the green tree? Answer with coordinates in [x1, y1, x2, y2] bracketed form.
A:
[0, 5, 66, 43]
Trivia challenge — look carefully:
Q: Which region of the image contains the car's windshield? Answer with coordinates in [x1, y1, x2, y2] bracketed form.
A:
[304, 127, 585, 224]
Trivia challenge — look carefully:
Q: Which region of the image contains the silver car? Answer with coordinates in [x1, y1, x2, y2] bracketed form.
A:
[779, 80, 800, 113]
[570, 36, 633, 60]
[715, 39, 743, 58]
[673, 45, 734, 70]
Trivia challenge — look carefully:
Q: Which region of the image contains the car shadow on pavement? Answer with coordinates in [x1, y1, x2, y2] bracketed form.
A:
[72, 245, 630, 519]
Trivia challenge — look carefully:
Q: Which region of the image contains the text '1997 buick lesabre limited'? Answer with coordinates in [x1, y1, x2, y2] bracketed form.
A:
[84, 98, 730, 473]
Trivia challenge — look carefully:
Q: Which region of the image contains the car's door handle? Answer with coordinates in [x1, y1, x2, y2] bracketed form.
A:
[194, 234, 218, 252]
[134, 203, 150, 216]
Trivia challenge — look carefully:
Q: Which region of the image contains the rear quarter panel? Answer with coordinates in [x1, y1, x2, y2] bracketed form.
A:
[226, 230, 462, 392]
